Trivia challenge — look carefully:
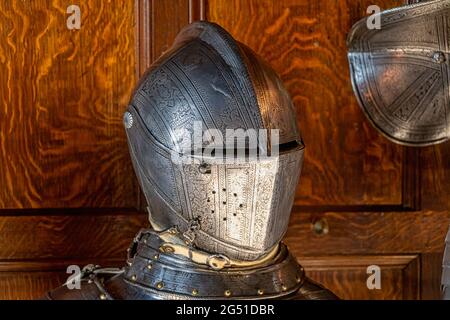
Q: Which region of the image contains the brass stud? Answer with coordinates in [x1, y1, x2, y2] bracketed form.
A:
[281, 285, 288, 292]
[192, 289, 199, 296]
[224, 290, 232, 297]
[88, 279, 93, 284]
[131, 275, 137, 281]
[99, 293, 107, 300]
[153, 253, 160, 260]
[146, 263, 153, 270]
[143, 239, 147, 244]
[296, 275, 302, 283]
[257, 289, 264, 296]
[156, 281, 164, 289]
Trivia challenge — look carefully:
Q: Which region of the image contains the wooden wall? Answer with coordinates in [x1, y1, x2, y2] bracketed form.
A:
[0, 0, 448, 299]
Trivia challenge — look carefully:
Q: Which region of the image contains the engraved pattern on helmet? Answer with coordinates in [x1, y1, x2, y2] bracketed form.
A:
[125, 21, 304, 261]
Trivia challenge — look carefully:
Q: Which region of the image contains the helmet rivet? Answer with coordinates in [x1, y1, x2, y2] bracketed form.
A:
[224, 290, 232, 297]
[257, 289, 264, 296]
[198, 163, 211, 174]
[99, 293, 107, 300]
[156, 281, 164, 289]
[123, 111, 134, 129]
[281, 284, 288, 292]
[433, 51, 446, 64]
[146, 263, 152, 270]
[192, 289, 199, 296]
[131, 275, 137, 281]
[153, 253, 159, 260]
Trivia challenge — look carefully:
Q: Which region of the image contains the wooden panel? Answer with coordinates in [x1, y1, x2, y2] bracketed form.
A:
[421, 143, 450, 211]
[0, 259, 122, 299]
[0, 212, 146, 259]
[136, 0, 191, 76]
[299, 255, 420, 300]
[421, 253, 444, 300]
[0, 0, 137, 208]
[206, 0, 406, 206]
[284, 210, 450, 255]
[0, 271, 66, 300]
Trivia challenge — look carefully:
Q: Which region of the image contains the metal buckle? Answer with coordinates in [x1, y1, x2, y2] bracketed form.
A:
[126, 229, 148, 265]
[182, 218, 201, 245]
[207, 254, 231, 270]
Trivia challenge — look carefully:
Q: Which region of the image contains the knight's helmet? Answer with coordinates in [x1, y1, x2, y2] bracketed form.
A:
[123, 21, 304, 261]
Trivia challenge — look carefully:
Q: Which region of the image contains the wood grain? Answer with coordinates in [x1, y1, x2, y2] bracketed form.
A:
[420, 253, 444, 300]
[136, 0, 191, 76]
[421, 142, 450, 211]
[206, 0, 406, 206]
[285, 210, 450, 256]
[0, 258, 122, 299]
[0, 0, 137, 208]
[299, 255, 420, 300]
[0, 212, 146, 260]
[0, 271, 67, 300]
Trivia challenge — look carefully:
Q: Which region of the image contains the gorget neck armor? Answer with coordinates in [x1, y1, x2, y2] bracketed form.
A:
[347, 0, 450, 146]
[46, 21, 337, 300]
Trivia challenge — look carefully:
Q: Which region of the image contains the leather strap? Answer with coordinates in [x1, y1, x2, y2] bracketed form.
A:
[146, 207, 280, 270]
[159, 240, 279, 270]
[155, 226, 279, 270]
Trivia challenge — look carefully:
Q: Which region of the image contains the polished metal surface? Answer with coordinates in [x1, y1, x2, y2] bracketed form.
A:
[347, 0, 450, 146]
[46, 229, 337, 300]
[125, 21, 304, 261]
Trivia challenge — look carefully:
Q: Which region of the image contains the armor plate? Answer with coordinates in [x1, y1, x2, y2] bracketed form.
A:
[348, 0, 450, 146]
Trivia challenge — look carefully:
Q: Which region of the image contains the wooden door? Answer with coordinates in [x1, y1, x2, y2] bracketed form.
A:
[0, 0, 448, 299]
